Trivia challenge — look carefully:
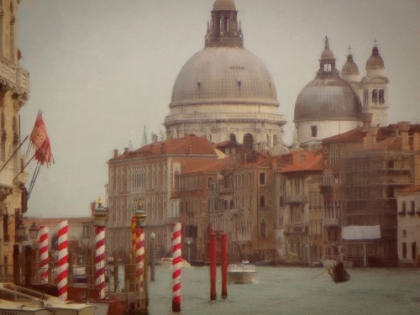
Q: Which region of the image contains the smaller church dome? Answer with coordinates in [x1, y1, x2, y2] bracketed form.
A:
[366, 46, 384, 70]
[213, 0, 236, 11]
[342, 54, 359, 75]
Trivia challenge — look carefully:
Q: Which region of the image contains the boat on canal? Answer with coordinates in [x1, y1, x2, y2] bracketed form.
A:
[321, 255, 353, 268]
[0, 283, 96, 315]
[227, 263, 257, 284]
[0, 299, 52, 315]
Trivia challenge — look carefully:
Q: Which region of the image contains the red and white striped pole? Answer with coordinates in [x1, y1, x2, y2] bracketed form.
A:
[94, 197, 108, 299]
[95, 225, 106, 298]
[136, 228, 145, 291]
[172, 222, 182, 313]
[57, 220, 68, 301]
[38, 226, 49, 284]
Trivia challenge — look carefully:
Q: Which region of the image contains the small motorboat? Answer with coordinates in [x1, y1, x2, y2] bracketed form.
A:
[159, 257, 191, 268]
[254, 260, 272, 266]
[0, 283, 96, 315]
[0, 299, 52, 315]
[227, 263, 257, 284]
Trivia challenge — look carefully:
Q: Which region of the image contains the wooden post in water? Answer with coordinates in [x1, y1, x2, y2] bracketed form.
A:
[210, 231, 217, 301]
[221, 233, 228, 299]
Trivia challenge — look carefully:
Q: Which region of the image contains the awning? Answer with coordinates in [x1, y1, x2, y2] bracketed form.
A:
[341, 225, 381, 240]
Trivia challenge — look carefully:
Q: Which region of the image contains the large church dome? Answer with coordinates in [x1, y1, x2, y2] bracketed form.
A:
[170, 47, 278, 107]
[164, 0, 285, 150]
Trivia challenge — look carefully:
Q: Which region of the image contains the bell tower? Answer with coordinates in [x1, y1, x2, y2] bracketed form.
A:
[361, 42, 389, 127]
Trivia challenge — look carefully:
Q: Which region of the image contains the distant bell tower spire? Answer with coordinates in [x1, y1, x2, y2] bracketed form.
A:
[205, 0, 243, 48]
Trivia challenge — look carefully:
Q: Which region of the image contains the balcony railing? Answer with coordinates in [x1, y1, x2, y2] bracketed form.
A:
[164, 112, 285, 125]
[285, 195, 305, 204]
[322, 218, 339, 227]
[0, 57, 30, 93]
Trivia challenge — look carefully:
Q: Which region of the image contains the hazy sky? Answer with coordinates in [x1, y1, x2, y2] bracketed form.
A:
[17, 0, 420, 218]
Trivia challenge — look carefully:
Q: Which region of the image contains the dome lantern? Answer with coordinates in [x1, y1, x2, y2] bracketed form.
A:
[206, 0, 243, 48]
[317, 36, 339, 76]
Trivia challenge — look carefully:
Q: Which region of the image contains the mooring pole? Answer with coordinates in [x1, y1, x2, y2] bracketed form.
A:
[210, 231, 217, 301]
[221, 233, 228, 299]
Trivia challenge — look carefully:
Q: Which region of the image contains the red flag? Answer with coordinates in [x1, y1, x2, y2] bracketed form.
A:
[30, 112, 54, 166]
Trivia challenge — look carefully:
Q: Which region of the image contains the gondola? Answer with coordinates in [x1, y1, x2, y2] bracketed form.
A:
[329, 262, 351, 283]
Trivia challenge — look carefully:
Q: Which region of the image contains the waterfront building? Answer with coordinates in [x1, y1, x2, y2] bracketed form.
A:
[163, 0, 286, 152]
[0, 0, 30, 275]
[277, 150, 323, 263]
[340, 122, 420, 266]
[107, 134, 219, 259]
[395, 186, 420, 266]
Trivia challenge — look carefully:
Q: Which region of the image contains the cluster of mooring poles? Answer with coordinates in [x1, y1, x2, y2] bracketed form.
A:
[209, 229, 228, 300]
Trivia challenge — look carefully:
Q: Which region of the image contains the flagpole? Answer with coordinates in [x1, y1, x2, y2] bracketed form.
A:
[0, 135, 29, 174]
[12, 145, 45, 182]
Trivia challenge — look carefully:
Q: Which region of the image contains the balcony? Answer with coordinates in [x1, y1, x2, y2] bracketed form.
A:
[284, 224, 308, 234]
[0, 57, 30, 94]
[285, 195, 306, 204]
[322, 218, 339, 227]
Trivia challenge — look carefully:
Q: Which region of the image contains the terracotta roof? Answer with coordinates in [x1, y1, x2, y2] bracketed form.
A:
[322, 127, 366, 143]
[280, 151, 323, 174]
[110, 134, 216, 161]
[182, 157, 231, 175]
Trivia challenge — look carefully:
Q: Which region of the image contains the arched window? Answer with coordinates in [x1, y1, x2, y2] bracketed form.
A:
[207, 176, 213, 189]
[229, 133, 236, 142]
[372, 89, 378, 104]
[243, 133, 253, 150]
[174, 171, 180, 189]
[260, 195, 266, 208]
[379, 89, 385, 104]
[260, 219, 267, 238]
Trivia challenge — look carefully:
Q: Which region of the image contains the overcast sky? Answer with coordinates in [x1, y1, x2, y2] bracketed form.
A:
[18, 0, 420, 218]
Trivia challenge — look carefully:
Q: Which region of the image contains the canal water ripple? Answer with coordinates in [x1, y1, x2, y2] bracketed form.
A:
[142, 265, 420, 315]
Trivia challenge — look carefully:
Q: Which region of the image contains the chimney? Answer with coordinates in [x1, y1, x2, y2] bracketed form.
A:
[124, 147, 129, 155]
[362, 112, 373, 131]
[161, 142, 165, 153]
[413, 129, 420, 151]
[398, 121, 411, 151]
[368, 126, 378, 145]
[113, 148, 118, 158]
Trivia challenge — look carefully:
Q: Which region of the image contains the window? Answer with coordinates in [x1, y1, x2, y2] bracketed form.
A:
[207, 177, 213, 189]
[372, 89, 378, 104]
[260, 195, 266, 208]
[379, 89, 385, 104]
[311, 125, 317, 137]
[260, 220, 267, 238]
[402, 242, 407, 259]
[402, 230, 406, 238]
[259, 172, 266, 185]
[174, 171, 180, 189]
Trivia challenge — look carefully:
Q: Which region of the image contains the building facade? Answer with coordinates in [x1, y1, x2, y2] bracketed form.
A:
[0, 0, 30, 275]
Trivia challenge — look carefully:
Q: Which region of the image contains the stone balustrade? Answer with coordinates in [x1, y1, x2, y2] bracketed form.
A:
[165, 112, 285, 124]
[0, 57, 30, 93]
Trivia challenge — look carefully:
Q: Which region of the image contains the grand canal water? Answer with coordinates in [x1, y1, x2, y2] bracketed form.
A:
[143, 265, 420, 315]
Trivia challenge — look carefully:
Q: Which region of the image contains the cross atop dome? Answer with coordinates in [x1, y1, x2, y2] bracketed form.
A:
[205, 0, 243, 48]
